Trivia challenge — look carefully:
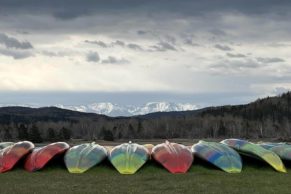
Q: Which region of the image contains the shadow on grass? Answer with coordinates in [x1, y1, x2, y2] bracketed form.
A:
[239, 155, 290, 173]
[192, 156, 220, 171]
[283, 160, 291, 168]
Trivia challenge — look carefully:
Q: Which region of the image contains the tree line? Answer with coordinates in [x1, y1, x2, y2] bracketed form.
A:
[1, 123, 72, 143]
[0, 92, 290, 142]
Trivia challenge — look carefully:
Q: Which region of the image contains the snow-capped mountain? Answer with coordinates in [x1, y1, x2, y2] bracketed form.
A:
[55, 102, 199, 117]
[0, 102, 199, 117]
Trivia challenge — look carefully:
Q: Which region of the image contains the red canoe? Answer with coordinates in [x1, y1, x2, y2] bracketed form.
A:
[0, 141, 35, 173]
[24, 142, 70, 172]
[152, 141, 193, 173]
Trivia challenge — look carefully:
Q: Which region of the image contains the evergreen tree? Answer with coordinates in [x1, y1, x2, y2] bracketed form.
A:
[47, 128, 56, 141]
[128, 124, 135, 138]
[104, 130, 114, 141]
[99, 127, 114, 141]
[98, 127, 106, 139]
[217, 120, 226, 137]
[137, 121, 144, 134]
[28, 125, 43, 143]
[17, 123, 29, 140]
[4, 128, 12, 141]
[118, 131, 123, 139]
[59, 127, 72, 140]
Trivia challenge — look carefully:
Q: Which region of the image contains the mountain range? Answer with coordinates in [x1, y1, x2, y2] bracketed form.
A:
[1, 102, 199, 117]
[0, 92, 290, 141]
[55, 102, 199, 116]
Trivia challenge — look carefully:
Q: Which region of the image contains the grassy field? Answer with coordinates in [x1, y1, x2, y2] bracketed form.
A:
[1, 157, 291, 194]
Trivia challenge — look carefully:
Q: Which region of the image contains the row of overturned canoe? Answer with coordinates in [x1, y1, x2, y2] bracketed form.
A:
[0, 139, 290, 174]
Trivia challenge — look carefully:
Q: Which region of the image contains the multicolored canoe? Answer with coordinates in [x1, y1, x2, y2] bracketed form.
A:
[192, 140, 242, 173]
[259, 142, 291, 161]
[64, 142, 107, 173]
[143, 144, 154, 154]
[0, 142, 14, 150]
[0, 141, 35, 173]
[24, 142, 70, 172]
[221, 139, 286, 173]
[108, 142, 150, 174]
[152, 141, 193, 173]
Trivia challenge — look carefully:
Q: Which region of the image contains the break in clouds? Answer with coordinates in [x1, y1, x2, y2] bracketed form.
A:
[0, 0, 291, 105]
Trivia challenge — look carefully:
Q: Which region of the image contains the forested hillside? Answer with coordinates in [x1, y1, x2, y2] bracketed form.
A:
[0, 92, 290, 142]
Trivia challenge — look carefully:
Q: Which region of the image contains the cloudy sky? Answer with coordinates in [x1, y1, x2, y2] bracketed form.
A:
[0, 0, 291, 106]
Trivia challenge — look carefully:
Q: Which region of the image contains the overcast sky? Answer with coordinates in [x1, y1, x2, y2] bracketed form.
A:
[0, 0, 290, 106]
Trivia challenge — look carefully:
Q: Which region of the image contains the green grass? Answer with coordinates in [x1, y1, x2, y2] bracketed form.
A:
[1, 158, 291, 194]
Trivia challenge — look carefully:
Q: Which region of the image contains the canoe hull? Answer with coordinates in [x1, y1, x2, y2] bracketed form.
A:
[64, 143, 107, 173]
[221, 139, 286, 173]
[192, 141, 242, 173]
[0, 142, 14, 150]
[0, 141, 35, 173]
[152, 141, 193, 173]
[260, 143, 291, 161]
[24, 142, 70, 172]
[109, 143, 149, 174]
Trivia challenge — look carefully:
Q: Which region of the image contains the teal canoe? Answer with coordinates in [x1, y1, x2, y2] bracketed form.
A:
[259, 142, 291, 161]
[192, 140, 242, 173]
[64, 142, 107, 173]
[221, 139, 286, 173]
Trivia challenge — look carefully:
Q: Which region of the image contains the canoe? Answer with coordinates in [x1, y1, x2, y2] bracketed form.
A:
[64, 142, 107, 173]
[104, 146, 114, 153]
[221, 139, 286, 173]
[191, 140, 242, 173]
[152, 141, 193, 173]
[143, 144, 154, 154]
[0, 141, 35, 173]
[24, 142, 70, 172]
[108, 142, 149, 174]
[143, 144, 154, 159]
[0, 142, 14, 150]
[259, 142, 291, 161]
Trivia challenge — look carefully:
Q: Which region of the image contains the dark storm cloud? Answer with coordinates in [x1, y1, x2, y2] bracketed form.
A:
[85, 40, 126, 48]
[150, 42, 177, 52]
[41, 50, 75, 57]
[113, 40, 125, 47]
[137, 30, 148, 35]
[184, 40, 200, 47]
[1, 0, 291, 19]
[268, 43, 291, 47]
[85, 39, 145, 51]
[0, 0, 290, 44]
[101, 56, 129, 64]
[85, 40, 108, 48]
[209, 29, 227, 36]
[0, 48, 33, 59]
[210, 59, 261, 73]
[214, 44, 233, 51]
[164, 35, 176, 44]
[127, 43, 144, 51]
[0, 33, 33, 49]
[86, 51, 100, 62]
[182, 34, 200, 47]
[226, 53, 246, 58]
[257, 57, 285, 63]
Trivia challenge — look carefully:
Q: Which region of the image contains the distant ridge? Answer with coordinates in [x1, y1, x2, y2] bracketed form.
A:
[0, 92, 290, 141]
[1, 102, 199, 117]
